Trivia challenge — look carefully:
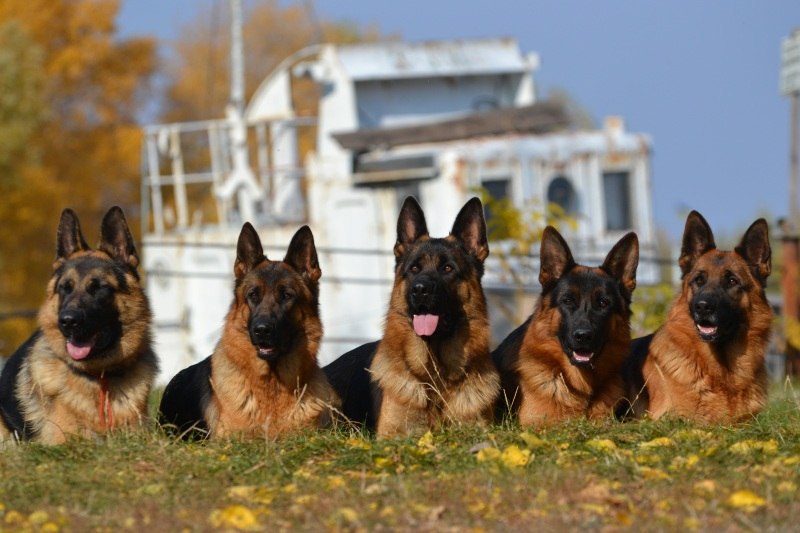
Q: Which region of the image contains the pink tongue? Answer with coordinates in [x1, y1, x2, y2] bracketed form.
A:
[66, 340, 94, 360]
[697, 325, 717, 335]
[573, 351, 593, 363]
[413, 314, 439, 337]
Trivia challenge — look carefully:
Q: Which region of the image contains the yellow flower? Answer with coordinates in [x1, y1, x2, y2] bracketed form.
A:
[500, 445, 531, 468]
[28, 511, 49, 525]
[670, 453, 700, 471]
[374, 457, 393, 469]
[209, 505, 259, 530]
[336, 507, 359, 523]
[673, 429, 713, 442]
[326, 475, 346, 489]
[693, 480, 717, 496]
[345, 437, 371, 450]
[476, 446, 501, 463]
[639, 466, 670, 481]
[586, 438, 617, 452]
[227, 485, 274, 505]
[294, 494, 317, 505]
[475, 445, 530, 468]
[580, 503, 607, 515]
[417, 430, 435, 449]
[4, 510, 24, 525]
[639, 437, 675, 449]
[729, 439, 779, 455]
[726, 490, 766, 512]
[519, 432, 549, 449]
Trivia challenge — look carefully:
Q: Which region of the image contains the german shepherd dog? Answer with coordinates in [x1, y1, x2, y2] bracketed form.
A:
[0, 207, 158, 444]
[623, 211, 772, 422]
[493, 227, 639, 426]
[158, 223, 339, 439]
[324, 197, 500, 437]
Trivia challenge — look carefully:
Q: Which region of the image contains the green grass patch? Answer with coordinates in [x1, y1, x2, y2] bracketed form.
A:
[1, 383, 799, 531]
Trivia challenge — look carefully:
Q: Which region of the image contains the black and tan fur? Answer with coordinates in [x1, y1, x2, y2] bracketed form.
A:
[158, 223, 339, 439]
[325, 197, 500, 437]
[493, 227, 638, 426]
[623, 211, 772, 422]
[0, 207, 158, 444]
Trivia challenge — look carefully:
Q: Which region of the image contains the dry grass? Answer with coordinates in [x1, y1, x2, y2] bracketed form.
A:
[1, 382, 799, 531]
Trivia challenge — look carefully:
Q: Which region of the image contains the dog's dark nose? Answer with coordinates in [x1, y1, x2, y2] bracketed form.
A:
[412, 283, 430, 298]
[59, 310, 83, 332]
[572, 328, 593, 344]
[411, 278, 437, 309]
[252, 322, 273, 341]
[693, 299, 716, 316]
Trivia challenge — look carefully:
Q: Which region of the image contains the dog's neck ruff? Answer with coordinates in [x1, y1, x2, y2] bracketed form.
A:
[67, 364, 116, 430]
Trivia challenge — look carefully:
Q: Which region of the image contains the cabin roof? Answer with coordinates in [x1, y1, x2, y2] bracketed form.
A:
[333, 101, 569, 151]
[334, 37, 532, 81]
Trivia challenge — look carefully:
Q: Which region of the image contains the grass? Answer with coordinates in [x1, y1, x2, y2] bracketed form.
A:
[1, 383, 800, 532]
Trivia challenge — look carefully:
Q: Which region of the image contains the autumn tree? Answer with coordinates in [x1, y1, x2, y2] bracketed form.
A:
[0, 0, 156, 352]
[161, 0, 381, 123]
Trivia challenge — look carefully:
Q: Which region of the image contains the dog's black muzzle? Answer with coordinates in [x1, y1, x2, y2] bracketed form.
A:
[249, 317, 281, 362]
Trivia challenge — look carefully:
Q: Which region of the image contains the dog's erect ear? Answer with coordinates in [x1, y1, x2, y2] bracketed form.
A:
[284, 225, 321, 284]
[450, 197, 489, 263]
[234, 222, 266, 279]
[539, 226, 575, 292]
[735, 218, 771, 287]
[679, 210, 716, 277]
[99, 206, 139, 270]
[601, 232, 639, 297]
[394, 196, 429, 259]
[56, 208, 90, 265]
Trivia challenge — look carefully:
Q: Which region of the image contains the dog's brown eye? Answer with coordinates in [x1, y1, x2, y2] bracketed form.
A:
[410, 264, 420, 274]
[87, 278, 101, 295]
[598, 297, 610, 309]
[281, 288, 294, 302]
[443, 264, 453, 273]
[726, 275, 739, 287]
[693, 274, 706, 287]
[60, 280, 74, 294]
[246, 287, 260, 304]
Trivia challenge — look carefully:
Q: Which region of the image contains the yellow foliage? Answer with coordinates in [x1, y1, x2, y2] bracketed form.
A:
[638, 466, 670, 481]
[209, 505, 260, 530]
[729, 439, 779, 455]
[726, 490, 767, 512]
[585, 438, 617, 453]
[693, 480, 717, 496]
[519, 432, 549, 450]
[345, 437, 371, 450]
[639, 437, 675, 449]
[0, 0, 155, 352]
[476, 444, 531, 469]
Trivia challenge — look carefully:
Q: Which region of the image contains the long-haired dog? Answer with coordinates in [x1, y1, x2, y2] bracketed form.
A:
[0, 207, 158, 444]
[493, 227, 638, 425]
[159, 223, 339, 439]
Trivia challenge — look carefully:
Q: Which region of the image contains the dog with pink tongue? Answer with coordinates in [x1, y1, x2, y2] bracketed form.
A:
[324, 197, 500, 437]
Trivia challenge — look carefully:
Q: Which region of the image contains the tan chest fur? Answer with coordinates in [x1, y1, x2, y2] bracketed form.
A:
[204, 338, 339, 439]
[643, 296, 770, 423]
[17, 337, 154, 444]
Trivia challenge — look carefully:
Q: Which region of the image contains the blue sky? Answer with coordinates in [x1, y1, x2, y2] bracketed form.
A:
[119, 0, 799, 241]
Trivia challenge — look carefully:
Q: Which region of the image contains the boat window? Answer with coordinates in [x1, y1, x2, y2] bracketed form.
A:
[603, 171, 632, 230]
[547, 176, 577, 215]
